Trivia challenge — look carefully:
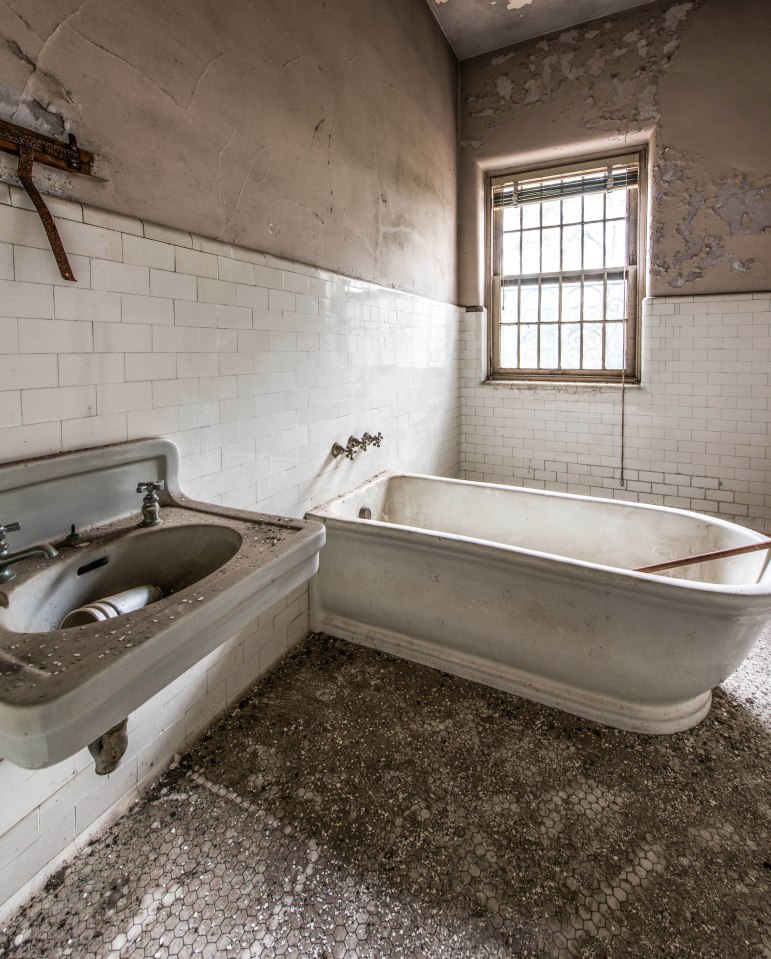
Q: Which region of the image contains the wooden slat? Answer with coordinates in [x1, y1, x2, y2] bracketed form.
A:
[636, 539, 771, 574]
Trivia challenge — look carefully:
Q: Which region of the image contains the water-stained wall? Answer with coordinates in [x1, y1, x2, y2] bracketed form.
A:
[459, 0, 771, 303]
[0, 0, 458, 303]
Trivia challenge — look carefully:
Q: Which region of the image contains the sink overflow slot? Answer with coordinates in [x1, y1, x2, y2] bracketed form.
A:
[77, 557, 109, 576]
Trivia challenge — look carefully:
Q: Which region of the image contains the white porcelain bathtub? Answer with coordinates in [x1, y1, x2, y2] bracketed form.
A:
[308, 473, 771, 733]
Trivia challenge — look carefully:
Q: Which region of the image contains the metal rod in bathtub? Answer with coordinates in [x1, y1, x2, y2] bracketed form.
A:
[637, 538, 771, 574]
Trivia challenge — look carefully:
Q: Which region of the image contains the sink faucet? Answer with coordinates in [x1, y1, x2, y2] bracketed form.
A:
[137, 480, 165, 527]
[0, 522, 58, 584]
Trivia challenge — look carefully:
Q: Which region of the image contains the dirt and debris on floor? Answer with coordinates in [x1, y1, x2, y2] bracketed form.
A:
[1, 630, 769, 958]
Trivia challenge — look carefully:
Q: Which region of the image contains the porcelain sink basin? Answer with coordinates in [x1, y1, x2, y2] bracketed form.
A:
[0, 523, 242, 634]
[0, 440, 325, 769]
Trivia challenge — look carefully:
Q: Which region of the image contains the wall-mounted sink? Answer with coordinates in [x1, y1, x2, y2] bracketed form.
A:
[0, 439, 325, 770]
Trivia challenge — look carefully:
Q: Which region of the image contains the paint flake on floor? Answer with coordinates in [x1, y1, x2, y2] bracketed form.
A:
[1, 630, 769, 958]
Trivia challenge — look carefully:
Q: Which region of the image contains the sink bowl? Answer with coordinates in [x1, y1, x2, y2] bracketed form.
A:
[0, 523, 242, 633]
[0, 440, 325, 769]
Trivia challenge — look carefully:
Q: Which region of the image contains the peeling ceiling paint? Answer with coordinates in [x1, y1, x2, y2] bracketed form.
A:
[425, 0, 656, 59]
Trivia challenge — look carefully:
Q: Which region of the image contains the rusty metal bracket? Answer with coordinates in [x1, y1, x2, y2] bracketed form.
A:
[0, 119, 95, 282]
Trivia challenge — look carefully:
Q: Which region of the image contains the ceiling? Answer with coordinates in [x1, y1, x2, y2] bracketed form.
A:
[425, 0, 657, 60]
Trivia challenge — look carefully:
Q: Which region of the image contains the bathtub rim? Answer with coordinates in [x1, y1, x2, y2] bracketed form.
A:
[308, 472, 771, 597]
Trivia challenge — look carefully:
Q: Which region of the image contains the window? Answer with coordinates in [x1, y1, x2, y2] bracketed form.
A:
[489, 152, 644, 382]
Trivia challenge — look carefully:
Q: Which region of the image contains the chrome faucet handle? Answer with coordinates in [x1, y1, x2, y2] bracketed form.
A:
[136, 481, 165, 495]
[346, 437, 364, 460]
[369, 432, 383, 448]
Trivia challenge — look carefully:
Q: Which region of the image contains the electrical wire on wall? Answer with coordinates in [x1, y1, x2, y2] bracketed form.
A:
[616, 165, 632, 490]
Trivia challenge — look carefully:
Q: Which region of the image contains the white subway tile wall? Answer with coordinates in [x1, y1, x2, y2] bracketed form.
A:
[2, 179, 770, 913]
[460, 301, 771, 530]
[0, 186, 461, 910]
[0, 187, 460, 512]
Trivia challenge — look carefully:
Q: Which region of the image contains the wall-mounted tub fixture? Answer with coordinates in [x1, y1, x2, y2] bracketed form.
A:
[331, 436, 364, 460]
[331, 432, 384, 460]
[0, 119, 95, 282]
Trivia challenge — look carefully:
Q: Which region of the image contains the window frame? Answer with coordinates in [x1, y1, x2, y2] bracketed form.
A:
[486, 147, 647, 384]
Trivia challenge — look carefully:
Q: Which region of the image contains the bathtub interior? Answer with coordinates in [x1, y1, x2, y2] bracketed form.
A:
[314, 474, 771, 586]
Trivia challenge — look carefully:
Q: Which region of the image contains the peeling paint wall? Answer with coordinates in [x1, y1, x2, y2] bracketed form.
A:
[0, 0, 458, 302]
[458, 0, 771, 302]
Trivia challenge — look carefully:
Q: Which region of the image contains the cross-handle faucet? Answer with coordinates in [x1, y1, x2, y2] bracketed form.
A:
[331, 438, 363, 460]
[361, 432, 383, 449]
[136, 480, 166, 528]
[0, 521, 58, 585]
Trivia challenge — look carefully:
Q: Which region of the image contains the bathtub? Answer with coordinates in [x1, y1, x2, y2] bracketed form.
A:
[308, 473, 771, 733]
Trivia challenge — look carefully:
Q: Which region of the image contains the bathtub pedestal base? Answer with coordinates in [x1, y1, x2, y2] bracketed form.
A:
[316, 615, 714, 735]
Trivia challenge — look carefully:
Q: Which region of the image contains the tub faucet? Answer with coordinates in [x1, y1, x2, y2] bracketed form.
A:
[331, 438, 363, 460]
[0, 522, 58, 584]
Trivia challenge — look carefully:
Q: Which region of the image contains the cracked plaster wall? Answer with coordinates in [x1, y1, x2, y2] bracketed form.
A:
[458, 0, 771, 303]
[0, 0, 458, 303]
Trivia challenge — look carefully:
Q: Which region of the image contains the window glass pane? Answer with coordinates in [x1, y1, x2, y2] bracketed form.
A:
[522, 204, 540, 229]
[541, 281, 560, 323]
[605, 220, 626, 268]
[491, 157, 639, 378]
[583, 192, 604, 221]
[520, 280, 539, 323]
[501, 284, 519, 323]
[541, 227, 561, 273]
[503, 232, 521, 275]
[521, 231, 540, 273]
[606, 279, 626, 320]
[503, 206, 521, 231]
[500, 324, 519, 367]
[605, 322, 625, 369]
[606, 188, 626, 219]
[541, 199, 561, 226]
[582, 323, 604, 369]
[584, 279, 604, 322]
[540, 325, 558, 368]
[561, 324, 581, 369]
[583, 222, 604, 269]
[562, 281, 581, 323]
[520, 325, 538, 367]
[562, 195, 582, 224]
[562, 225, 582, 271]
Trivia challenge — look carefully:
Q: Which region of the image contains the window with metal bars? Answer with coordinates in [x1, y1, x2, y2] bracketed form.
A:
[489, 151, 644, 382]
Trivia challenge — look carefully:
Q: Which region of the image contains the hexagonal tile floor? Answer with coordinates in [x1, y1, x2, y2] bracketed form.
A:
[1, 631, 770, 959]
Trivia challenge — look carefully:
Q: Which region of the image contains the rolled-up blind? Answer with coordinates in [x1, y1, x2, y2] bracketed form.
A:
[492, 160, 638, 209]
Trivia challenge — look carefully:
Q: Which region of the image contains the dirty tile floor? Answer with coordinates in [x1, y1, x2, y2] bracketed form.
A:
[1, 631, 770, 959]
